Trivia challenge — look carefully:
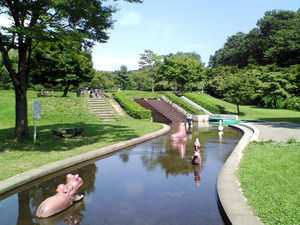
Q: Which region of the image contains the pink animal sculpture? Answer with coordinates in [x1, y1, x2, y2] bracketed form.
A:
[37, 200, 84, 225]
[191, 138, 202, 165]
[36, 174, 84, 218]
[170, 123, 187, 141]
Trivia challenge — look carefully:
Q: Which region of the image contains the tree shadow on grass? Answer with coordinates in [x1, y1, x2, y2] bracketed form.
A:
[0, 122, 141, 152]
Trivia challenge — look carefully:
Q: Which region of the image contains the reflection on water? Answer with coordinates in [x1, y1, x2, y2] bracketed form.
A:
[0, 122, 242, 225]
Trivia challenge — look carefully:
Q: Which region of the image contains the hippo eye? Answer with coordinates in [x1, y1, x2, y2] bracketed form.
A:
[71, 186, 74, 191]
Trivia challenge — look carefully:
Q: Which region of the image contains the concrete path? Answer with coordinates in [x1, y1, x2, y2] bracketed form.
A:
[247, 121, 300, 142]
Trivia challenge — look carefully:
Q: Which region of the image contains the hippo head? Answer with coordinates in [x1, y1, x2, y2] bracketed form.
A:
[64, 174, 83, 200]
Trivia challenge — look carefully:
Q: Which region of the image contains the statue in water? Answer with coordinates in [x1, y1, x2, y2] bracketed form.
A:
[36, 174, 84, 218]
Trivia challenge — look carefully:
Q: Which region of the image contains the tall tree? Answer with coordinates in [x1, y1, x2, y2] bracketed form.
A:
[30, 34, 95, 97]
[90, 70, 116, 90]
[0, 0, 142, 140]
[139, 49, 162, 93]
[257, 9, 300, 66]
[130, 67, 152, 91]
[157, 55, 205, 94]
[209, 9, 300, 68]
[116, 65, 130, 91]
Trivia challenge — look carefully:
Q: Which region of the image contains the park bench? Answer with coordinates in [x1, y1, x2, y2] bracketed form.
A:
[52, 127, 84, 138]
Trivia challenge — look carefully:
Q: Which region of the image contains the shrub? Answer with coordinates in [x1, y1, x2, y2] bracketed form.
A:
[113, 92, 151, 120]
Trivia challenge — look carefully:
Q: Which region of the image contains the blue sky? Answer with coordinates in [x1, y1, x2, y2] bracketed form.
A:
[93, 0, 299, 71]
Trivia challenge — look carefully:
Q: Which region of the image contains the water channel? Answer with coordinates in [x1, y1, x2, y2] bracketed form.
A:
[0, 122, 242, 225]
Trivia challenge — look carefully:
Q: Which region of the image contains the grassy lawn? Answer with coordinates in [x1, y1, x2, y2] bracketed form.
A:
[237, 141, 300, 225]
[0, 90, 162, 181]
[198, 94, 300, 124]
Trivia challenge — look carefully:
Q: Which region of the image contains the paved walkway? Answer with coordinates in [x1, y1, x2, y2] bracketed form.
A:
[247, 121, 300, 142]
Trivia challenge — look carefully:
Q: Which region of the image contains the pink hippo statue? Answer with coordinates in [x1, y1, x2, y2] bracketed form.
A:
[36, 174, 84, 218]
[170, 123, 187, 141]
[191, 138, 202, 165]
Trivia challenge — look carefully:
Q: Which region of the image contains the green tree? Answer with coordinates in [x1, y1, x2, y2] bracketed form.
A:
[257, 9, 300, 66]
[0, 0, 142, 140]
[223, 73, 257, 115]
[258, 72, 295, 108]
[91, 70, 116, 90]
[116, 65, 131, 91]
[157, 55, 205, 94]
[31, 35, 95, 97]
[209, 9, 300, 68]
[0, 50, 17, 89]
[139, 49, 162, 93]
[130, 67, 152, 91]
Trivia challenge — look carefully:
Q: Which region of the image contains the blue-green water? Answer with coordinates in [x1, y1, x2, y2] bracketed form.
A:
[0, 122, 242, 225]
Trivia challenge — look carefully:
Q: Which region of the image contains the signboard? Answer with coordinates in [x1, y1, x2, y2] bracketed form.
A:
[33, 100, 41, 118]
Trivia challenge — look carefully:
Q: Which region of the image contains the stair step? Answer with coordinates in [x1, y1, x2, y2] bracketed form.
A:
[87, 98, 117, 122]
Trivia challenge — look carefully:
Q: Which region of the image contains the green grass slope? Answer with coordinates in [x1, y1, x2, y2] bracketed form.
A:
[184, 93, 300, 124]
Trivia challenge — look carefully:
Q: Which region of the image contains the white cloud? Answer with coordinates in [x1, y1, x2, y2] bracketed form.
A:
[119, 11, 141, 26]
[93, 55, 140, 71]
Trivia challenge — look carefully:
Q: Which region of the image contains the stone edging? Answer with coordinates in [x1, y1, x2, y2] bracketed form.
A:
[217, 124, 263, 225]
[0, 124, 170, 195]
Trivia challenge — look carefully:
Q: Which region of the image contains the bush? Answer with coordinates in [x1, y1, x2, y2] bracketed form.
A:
[164, 92, 204, 115]
[184, 93, 226, 114]
[113, 92, 151, 120]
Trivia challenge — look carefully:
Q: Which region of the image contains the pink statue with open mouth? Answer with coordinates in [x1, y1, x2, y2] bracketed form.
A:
[36, 174, 84, 218]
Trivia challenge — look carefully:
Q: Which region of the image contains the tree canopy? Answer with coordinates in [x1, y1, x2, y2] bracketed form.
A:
[157, 54, 205, 94]
[209, 9, 300, 68]
[0, 0, 142, 140]
[30, 34, 95, 96]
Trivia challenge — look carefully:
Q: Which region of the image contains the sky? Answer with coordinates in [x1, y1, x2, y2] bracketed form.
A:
[0, 0, 299, 71]
[92, 0, 299, 71]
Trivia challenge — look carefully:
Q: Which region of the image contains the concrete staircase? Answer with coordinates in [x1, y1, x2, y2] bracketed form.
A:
[87, 98, 116, 122]
[134, 98, 186, 123]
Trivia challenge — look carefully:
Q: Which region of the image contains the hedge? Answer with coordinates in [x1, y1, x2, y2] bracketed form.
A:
[113, 92, 151, 120]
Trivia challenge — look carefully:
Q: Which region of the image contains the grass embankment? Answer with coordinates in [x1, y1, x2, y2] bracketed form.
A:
[0, 90, 162, 181]
[237, 141, 300, 225]
[187, 93, 300, 124]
